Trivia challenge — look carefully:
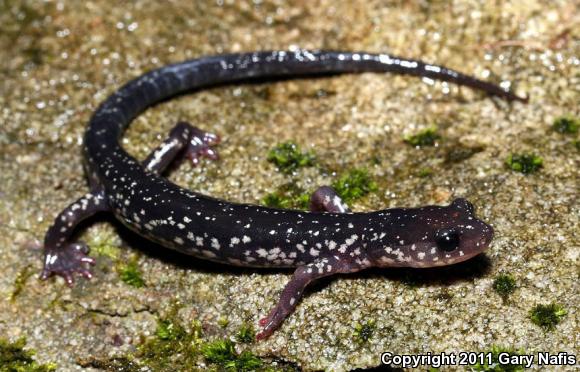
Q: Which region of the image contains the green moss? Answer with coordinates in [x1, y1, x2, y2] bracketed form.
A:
[202, 339, 262, 371]
[552, 115, 579, 134]
[353, 320, 376, 343]
[233, 351, 264, 371]
[135, 313, 266, 371]
[472, 345, 525, 371]
[574, 139, 580, 151]
[492, 274, 516, 299]
[118, 260, 145, 288]
[236, 323, 255, 344]
[529, 303, 567, 330]
[332, 168, 377, 203]
[217, 317, 230, 328]
[505, 153, 543, 174]
[404, 126, 440, 147]
[156, 318, 185, 341]
[417, 167, 433, 177]
[138, 316, 203, 370]
[262, 183, 310, 210]
[91, 237, 121, 260]
[0, 337, 57, 372]
[11, 265, 34, 301]
[267, 141, 315, 174]
[201, 339, 236, 364]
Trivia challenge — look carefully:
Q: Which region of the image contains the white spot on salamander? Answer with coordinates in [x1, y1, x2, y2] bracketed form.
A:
[211, 238, 220, 250]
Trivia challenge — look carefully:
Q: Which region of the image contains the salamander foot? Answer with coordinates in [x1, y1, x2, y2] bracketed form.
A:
[256, 257, 361, 340]
[41, 242, 95, 285]
[184, 126, 221, 166]
[310, 185, 350, 213]
[256, 308, 284, 340]
[143, 122, 220, 173]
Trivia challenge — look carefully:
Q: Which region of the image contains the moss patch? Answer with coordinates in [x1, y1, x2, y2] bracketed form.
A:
[492, 274, 516, 300]
[267, 141, 315, 174]
[404, 126, 441, 147]
[552, 115, 579, 134]
[91, 237, 121, 260]
[529, 303, 567, 331]
[118, 259, 145, 288]
[505, 153, 543, 174]
[201, 339, 262, 371]
[353, 320, 376, 343]
[236, 323, 256, 344]
[137, 316, 203, 370]
[0, 337, 57, 372]
[332, 168, 377, 203]
[417, 167, 433, 177]
[217, 317, 229, 328]
[262, 183, 310, 210]
[11, 265, 34, 301]
[130, 310, 264, 371]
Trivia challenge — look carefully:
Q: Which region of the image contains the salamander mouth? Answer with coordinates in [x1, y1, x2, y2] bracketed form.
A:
[447, 229, 493, 265]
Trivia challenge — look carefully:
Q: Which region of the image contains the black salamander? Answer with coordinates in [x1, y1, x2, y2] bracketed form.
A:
[40, 50, 526, 339]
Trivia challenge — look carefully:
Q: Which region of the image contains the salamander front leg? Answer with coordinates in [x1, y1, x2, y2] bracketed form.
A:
[143, 121, 220, 175]
[41, 192, 108, 285]
[310, 186, 350, 213]
[256, 257, 363, 340]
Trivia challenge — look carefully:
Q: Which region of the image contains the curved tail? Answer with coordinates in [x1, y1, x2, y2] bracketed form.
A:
[86, 50, 527, 159]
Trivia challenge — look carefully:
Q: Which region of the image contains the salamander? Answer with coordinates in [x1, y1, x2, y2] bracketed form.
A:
[40, 50, 526, 339]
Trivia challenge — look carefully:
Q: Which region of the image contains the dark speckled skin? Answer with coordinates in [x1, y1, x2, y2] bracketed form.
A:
[40, 50, 522, 339]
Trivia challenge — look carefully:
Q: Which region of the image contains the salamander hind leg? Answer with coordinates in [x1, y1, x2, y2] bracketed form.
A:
[310, 185, 351, 213]
[143, 121, 220, 175]
[256, 256, 363, 340]
[41, 192, 109, 285]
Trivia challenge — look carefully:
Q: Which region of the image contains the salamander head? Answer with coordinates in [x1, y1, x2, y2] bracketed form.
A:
[370, 198, 493, 268]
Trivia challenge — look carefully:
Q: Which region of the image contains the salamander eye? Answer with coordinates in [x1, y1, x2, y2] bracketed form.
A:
[435, 228, 460, 252]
